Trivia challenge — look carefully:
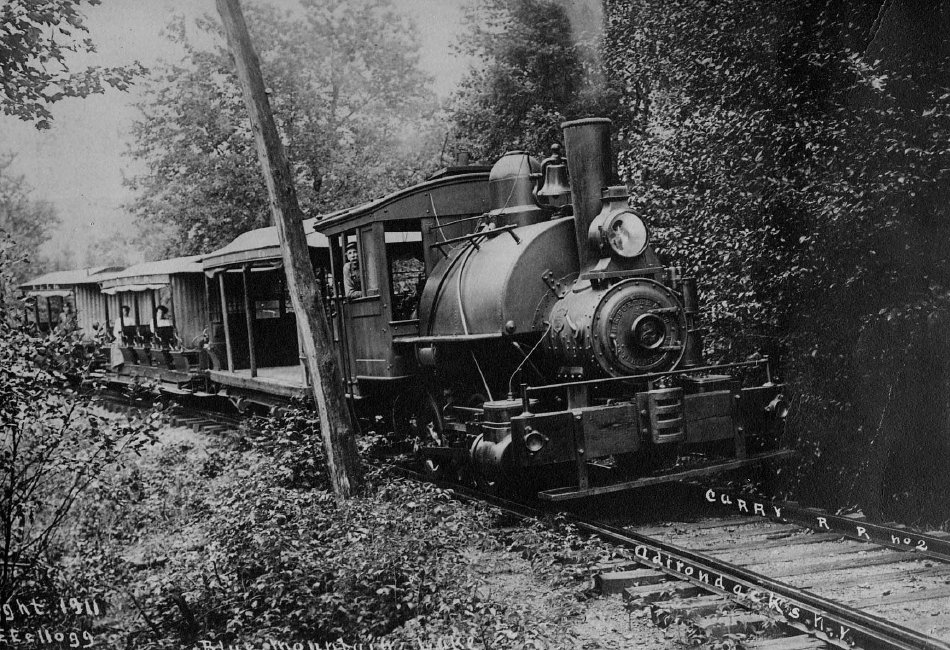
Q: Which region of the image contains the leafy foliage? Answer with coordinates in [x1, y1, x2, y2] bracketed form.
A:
[611, 0, 948, 355]
[0, 0, 143, 129]
[81, 231, 142, 268]
[56, 405, 642, 648]
[126, 0, 444, 258]
[0, 234, 157, 608]
[0, 155, 60, 284]
[449, 0, 615, 159]
[241, 407, 329, 490]
[604, 0, 950, 517]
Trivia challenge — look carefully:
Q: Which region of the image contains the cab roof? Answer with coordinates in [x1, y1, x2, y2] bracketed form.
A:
[313, 171, 490, 237]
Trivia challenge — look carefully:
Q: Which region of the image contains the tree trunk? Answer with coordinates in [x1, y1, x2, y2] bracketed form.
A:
[215, 0, 362, 497]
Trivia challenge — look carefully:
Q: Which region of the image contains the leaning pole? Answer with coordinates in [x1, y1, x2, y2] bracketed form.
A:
[215, 0, 362, 497]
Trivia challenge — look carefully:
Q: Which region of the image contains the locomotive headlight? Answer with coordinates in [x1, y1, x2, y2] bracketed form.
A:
[606, 211, 649, 258]
[523, 428, 547, 454]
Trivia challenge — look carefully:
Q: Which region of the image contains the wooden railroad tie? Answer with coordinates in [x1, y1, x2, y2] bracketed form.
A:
[595, 568, 667, 595]
[691, 611, 771, 637]
[649, 594, 725, 623]
[596, 566, 828, 648]
[622, 581, 706, 605]
[199, 424, 230, 434]
[742, 634, 829, 649]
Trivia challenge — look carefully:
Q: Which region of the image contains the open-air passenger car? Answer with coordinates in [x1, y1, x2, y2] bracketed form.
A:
[98, 256, 208, 384]
[200, 224, 330, 408]
[18, 266, 120, 335]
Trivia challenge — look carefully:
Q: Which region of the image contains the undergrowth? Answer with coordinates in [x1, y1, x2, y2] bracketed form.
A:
[55, 408, 641, 649]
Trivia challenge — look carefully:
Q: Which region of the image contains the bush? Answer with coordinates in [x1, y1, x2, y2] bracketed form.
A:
[58, 405, 636, 649]
[112, 453, 494, 647]
[241, 408, 330, 490]
[605, 0, 950, 520]
[0, 232, 158, 636]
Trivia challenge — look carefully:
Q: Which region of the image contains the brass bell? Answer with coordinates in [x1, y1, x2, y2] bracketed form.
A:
[535, 144, 571, 209]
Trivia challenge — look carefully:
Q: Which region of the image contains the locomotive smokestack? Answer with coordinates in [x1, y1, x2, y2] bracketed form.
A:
[562, 118, 613, 271]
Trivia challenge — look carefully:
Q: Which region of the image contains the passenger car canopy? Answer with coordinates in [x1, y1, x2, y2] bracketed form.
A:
[201, 221, 329, 272]
[18, 266, 122, 296]
[98, 255, 204, 294]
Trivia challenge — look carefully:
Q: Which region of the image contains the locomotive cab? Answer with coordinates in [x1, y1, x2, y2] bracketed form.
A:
[314, 168, 491, 398]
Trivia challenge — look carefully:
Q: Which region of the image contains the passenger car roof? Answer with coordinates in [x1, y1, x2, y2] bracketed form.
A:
[201, 223, 329, 270]
[98, 255, 204, 293]
[18, 266, 122, 291]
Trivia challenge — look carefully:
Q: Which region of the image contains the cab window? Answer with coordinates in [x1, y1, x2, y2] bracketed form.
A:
[385, 221, 425, 322]
[359, 226, 380, 297]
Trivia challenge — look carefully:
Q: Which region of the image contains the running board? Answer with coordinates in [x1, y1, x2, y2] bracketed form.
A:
[537, 449, 796, 502]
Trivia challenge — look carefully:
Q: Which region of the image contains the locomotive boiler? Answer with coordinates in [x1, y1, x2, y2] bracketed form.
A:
[414, 118, 788, 498]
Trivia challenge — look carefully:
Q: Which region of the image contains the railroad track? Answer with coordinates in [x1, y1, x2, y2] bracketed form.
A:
[93, 385, 245, 437]
[93, 391, 950, 649]
[162, 406, 244, 437]
[587, 514, 950, 649]
[401, 470, 950, 650]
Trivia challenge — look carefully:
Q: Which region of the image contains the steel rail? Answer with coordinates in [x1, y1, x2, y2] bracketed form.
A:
[574, 517, 949, 650]
[396, 468, 950, 650]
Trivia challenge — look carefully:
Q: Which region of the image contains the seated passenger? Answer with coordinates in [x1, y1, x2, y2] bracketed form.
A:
[343, 242, 363, 299]
[56, 303, 77, 333]
[113, 305, 135, 344]
[152, 305, 175, 348]
[153, 305, 173, 329]
[111, 305, 134, 368]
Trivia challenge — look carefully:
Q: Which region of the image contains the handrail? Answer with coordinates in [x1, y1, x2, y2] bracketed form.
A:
[429, 224, 520, 251]
[426, 212, 489, 233]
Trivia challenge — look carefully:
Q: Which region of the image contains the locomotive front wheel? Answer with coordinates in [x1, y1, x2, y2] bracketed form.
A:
[415, 389, 455, 481]
[422, 457, 443, 478]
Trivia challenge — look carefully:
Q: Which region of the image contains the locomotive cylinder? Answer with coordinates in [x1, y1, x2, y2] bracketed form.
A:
[470, 397, 536, 480]
[562, 118, 613, 271]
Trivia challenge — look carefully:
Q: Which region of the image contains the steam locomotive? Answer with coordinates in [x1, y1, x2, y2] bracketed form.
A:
[319, 117, 789, 499]
[19, 118, 788, 500]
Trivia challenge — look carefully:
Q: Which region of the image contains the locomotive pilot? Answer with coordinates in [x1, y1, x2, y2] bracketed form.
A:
[343, 241, 363, 299]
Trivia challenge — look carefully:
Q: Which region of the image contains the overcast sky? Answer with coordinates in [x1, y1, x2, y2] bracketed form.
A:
[0, 0, 471, 265]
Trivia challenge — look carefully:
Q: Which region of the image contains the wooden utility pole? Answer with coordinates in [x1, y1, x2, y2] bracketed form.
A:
[216, 0, 362, 497]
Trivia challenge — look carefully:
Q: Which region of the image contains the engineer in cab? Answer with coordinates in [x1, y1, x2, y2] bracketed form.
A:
[343, 242, 362, 299]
